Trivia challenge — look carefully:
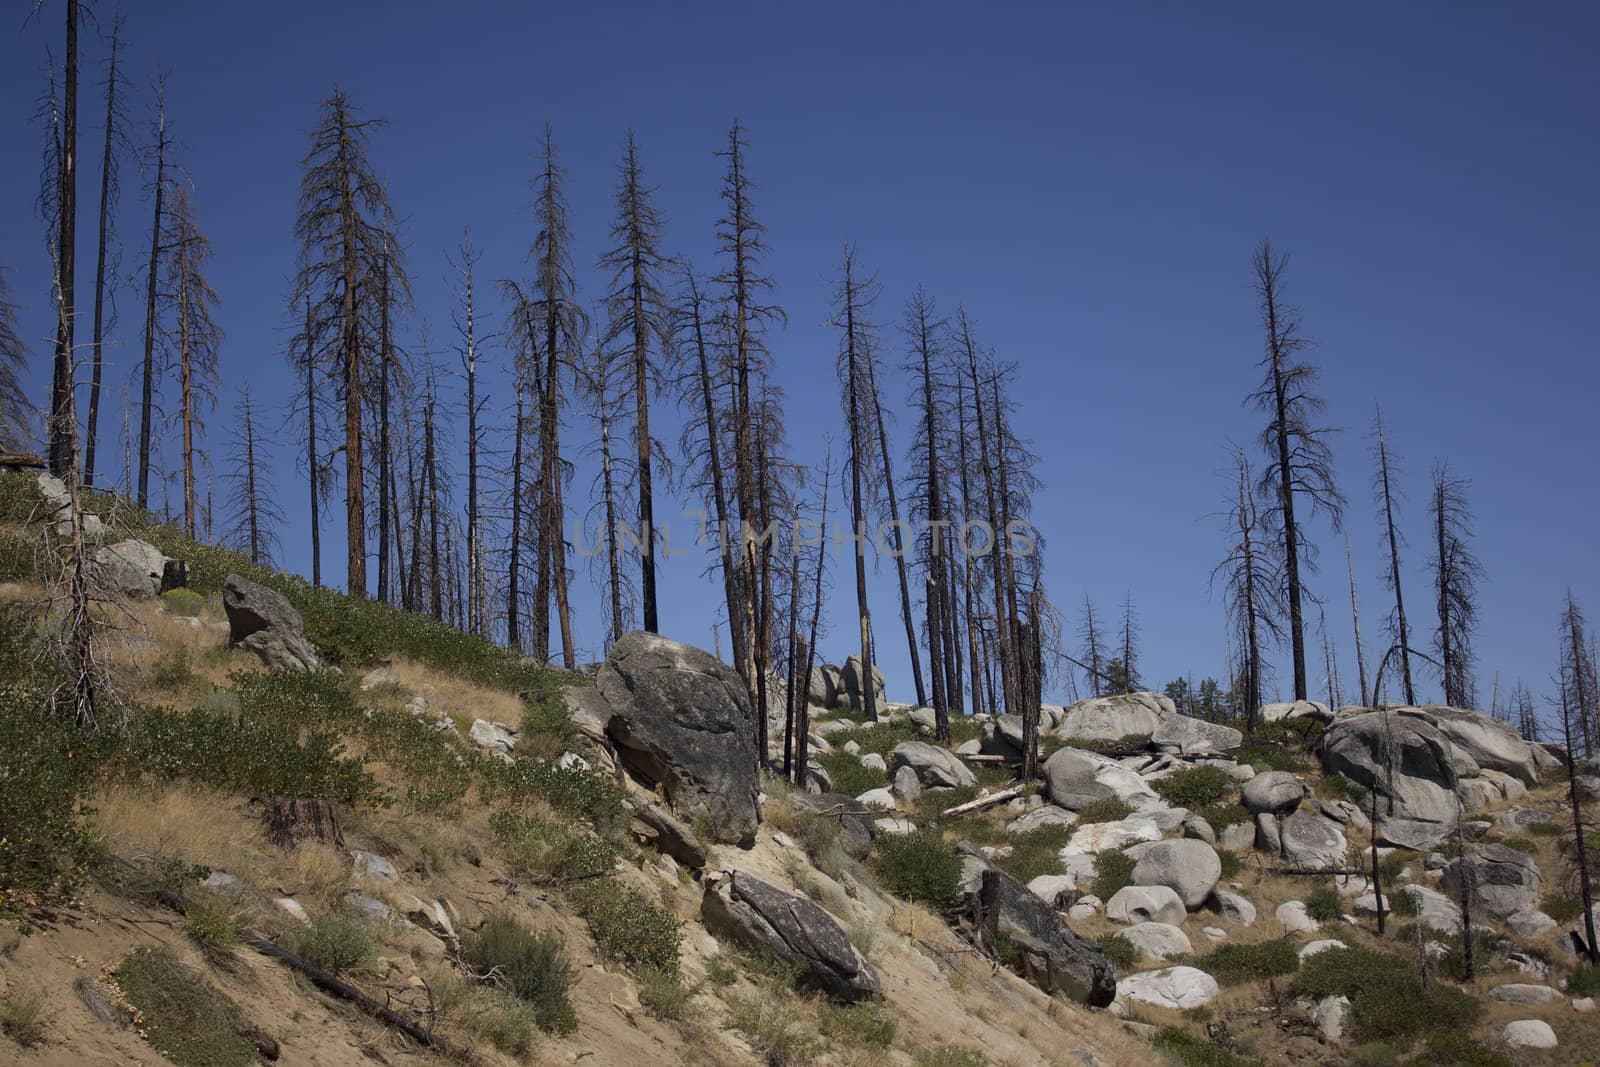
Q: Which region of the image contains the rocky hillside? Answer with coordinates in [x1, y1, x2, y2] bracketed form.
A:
[0, 467, 1596, 1067]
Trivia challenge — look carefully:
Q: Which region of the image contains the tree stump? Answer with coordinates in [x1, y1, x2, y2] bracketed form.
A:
[160, 559, 189, 593]
[263, 796, 344, 850]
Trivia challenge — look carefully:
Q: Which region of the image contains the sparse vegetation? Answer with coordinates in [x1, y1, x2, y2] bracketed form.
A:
[1152, 765, 1236, 809]
[1216, 848, 1242, 879]
[491, 810, 618, 883]
[1074, 796, 1134, 824]
[726, 994, 823, 1066]
[873, 830, 962, 908]
[0, 986, 47, 1048]
[818, 751, 887, 798]
[1292, 944, 1480, 1043]
[1090, 849, 1136, 899]
[462, 913, 578, 1034]
[1305, 885, 1343, 922]
[991, 822, 1073, 883]
[1098, 932, 1138, 968]
[116, 948, 259, 1067]
[569, 878, 682, 973]
[1151, 1026, 1252, 1066]
[1540, 893, 1583, 922]
[282, 912, 378, 975]
[1567, 962, 1600, 996]
[1195, 937, 1299, 985]
[912, 1043, 986, 1067]
[182, 898, 239, 961]
[819, 1000, 896, 1050]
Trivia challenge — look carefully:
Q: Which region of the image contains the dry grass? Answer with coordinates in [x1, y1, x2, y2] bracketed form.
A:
[94, 783, 273, 882]
[386, 656, 525, 727]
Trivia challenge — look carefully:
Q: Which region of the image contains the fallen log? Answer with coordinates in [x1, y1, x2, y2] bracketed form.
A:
[940, 787, 1022, 818]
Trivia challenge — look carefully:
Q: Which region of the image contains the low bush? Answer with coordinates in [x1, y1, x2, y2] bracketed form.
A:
[1526, 820, 1562, 837]
[1090, 849, 1136, 899]
[182, 899, 238, 961]
[1416, 1031, 1513, 1067]
[705, 956, 738, 987]
[1097, 932, 1138, 968]
[1567, 962, 1600, 996]
[478, 754, 628, 837]
[1317, 772, 1367, 803]
[873, 830, 962, 909]
[491, 811, 617, 884]
[819, 1000, 896, 1050]
[469, 991, 540, 1057]
[568, 878, 681, 973]
[726, 994, 823, 1066]
[462, 913, 577, 1034]
[1234, 742, 1308, 773]
[1499, 835, 1538, 854]
[516, 691, 578, 760]
[1542, 894, 1583, 922]
[1151, 1027, 1252, 1066]
[1152, 765, 1236, 810]
[283, 912, 377, 975]
[1216, 849, 1242, 879]
[817, 751, 886, 798]
[991, 822, 1073, 883]
[1196, 937, 1299, 985]
[116, 948, 258, 1067]
[1292, 944, 1480, 1043]
[150, 647, 198, 691]
[161, 588, 206, 617]
[0, 986, 47, 1048]
[792, 811, 850, 882]
[1197, 801, 1252, 829]
[1074, 797, 1134, 825]
[0, 528, 40, 582]
[636, 964, 698, 1019]
[1305, 885, 1343, 923]
[913, 1046, 986, 1067]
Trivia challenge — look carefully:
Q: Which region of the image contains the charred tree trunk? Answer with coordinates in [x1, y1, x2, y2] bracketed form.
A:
[48, 0, 80, 480]
[137, 95, 166, 510]
[84, 14, 122, 487]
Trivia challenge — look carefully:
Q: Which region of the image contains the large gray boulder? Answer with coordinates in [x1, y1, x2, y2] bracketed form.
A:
[970, 868, 1116, 1006]
[93, 539, 168, 600]
[839, 656, 885, 711]
[1320, 711, 1477, 823]
[1242, 770, 1305, 815]
[598, 632, 760, 846]
[1150, 714, 1242, 755]
[1278, 810, 1348, 869]
[889, 741, 976, 789]
[1042, 746, 1158, 810]
[1116, 966, 1219, 1010]
[980, 714, 1028, 760]
[1399, 706, 1540, 787]
[561, 685, 617, 771]
[1442, 843, 1543, 917]
[1131, 839, 1221, 909]
[702, 871, 880, 1001]
[222, 574, 321, 672]
[1106, 884, 1187, 926]
[1261, 700, 1335, 725]
[1056, 693, 1171, 742]
[808, 665, 843, 708]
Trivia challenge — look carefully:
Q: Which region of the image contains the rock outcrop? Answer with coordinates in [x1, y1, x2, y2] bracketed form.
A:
[1319, 711, 1474, 823]
[1441, 843, 1543, 917]
[222, 574, 321, 672]
[1130, 839, 1221, 909]
[93, 539, 169, 600]
[970, 868, 1116, 1006]
[598, 632, 760, 846]
[702, 871, 880, 1001]
[1042, 746, 1158, 810]
[889, 741, 976, 789]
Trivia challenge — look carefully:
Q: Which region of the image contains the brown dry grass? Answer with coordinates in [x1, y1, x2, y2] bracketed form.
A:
[386, 655, 524, 728]
[93, 782, 273, 879]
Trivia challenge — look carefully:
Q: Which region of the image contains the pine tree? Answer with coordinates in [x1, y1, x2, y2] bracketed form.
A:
[163, 183, 221, 538]
[833, 246, 881, 722]
[46, 0, 81, 479]
[1248, 242, 1344, 702]
[223, 385, 282, 566]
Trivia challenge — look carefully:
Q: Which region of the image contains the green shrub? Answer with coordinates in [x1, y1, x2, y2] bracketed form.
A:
[1377, 850, 1410, 884]
[1349, 1043, 1400, 1067]
[1090, 849, 1136, 899]
[0, 986, 48, 1048]
[1097, 933, 1138, 968]
[1153, 766, 1236, 810]
[1197, 801, 1252, 829]
[726, 994, 823, 1066]
[1526, 820, 1562, 837]
[1150, 1027, 1252, 1066]
[819, 1001, 896, 1050]
[705, 956, 738, 987]
[0, 471, 44, 523]
[116, 948, 258, 1067]
[1387, 886, 1418, 917]
[792, 811, 850, 882]
[1317, 772, 1367, 803]
[478, 754, 628, 836]
[161, 588, 206, 617]
[1416, 1031, 1512, 1067]
[1568, 963, 1600, 997]
[182, 900, 238, 961]
[0, 528, 40, 582]
[1196, 937, 1299, 985]
[516, 690, 578, 760]
[283, 912, 377, 975]
[1498, 835, 1538, 854]
[491, 811, 617, 884]
[1217, 849, 1242, 879]
[817, 751, 886, 798]
[462, 913, 577, 1034]
[468, 990, 540, 1057]
[1542, 894, 1583, 922]
[991, 823, 1072, 884]
[1074, 797, 1134, 824]
[1234, 743, 1308, 773]
[1292, 944, 1480, 1043]
[1305, 886, 1343, 923]
[873, 830, 962, 909]
[568, 878, 681, 973]
[913, 1047, 985, 1067]
[635, 964, 698, 1019]
[150, 646, 197, 690]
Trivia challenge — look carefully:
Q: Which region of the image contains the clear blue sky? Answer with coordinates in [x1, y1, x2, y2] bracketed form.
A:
[2, 2, 1595, 718]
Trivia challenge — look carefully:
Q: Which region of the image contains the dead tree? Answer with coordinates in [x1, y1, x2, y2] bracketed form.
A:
[833, 246, 881, 722]
[903, 285, 950, 733]
[1430, 463, 1481, 708]
[714, 120, 785, 715]
[292, 87, 399, 599]
[1247, 241, 1344, 702]
[289, 292, 329, 587]
[863, 332, 925, 708]
[1213, 449, 1284, 730]
[136, 81, 168, 509]
[164, 183, 221, 538]
[1079, 595, 1106, 699]
[599, 131, 672, 635]
[372, 219, 411, 605]
[224, 385, 283, 566]
[1118, 593, 1141, 694]
[84, 8, 127, 487]
[1346, 533, 1370, 707]
[46, 0, 80, 479]
[1371, 405, 1415, 705]
[1561, 592, 1598, 763]
[0, 271, 32, 451]
[576, 320, 635, 648]
[450, 230, 491, 635]
[1555, 607, 1598, 962]
[795, 442, 835, 789]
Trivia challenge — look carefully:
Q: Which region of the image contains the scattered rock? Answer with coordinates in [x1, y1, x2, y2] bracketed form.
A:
[1027, 874, 1078, 908]
[1150, 714, 1242, 755]
[1276, 900, 1320, 934]
[1314, 994, 1350, 1042]
[74, 975, 134, 1028]
[345, 891, 391, 922]
[1279, 811, 1348, 869]
[274, 897, 311, 925]
[889, 741, 977, 789]
[890, 763, 924, 803]
[1131, 839, 1221, 909]
[702, 871, 880, 1002]
[1254, 812, 1281, 853]
[1261, 700, 1335, 725]
[789, 793, 876, 860]
[1068, 895, 1101, 921]
[1116, 966, 1218, 1010]
[1209, 889, 1257, 925]
[468, 719, 518, 756]
[1501, 1019, 1557, 1049]
[1318, 799, 1370, 831]
[1298, 939, 1346, 960]
[223, 573, 322, 671]
[1181, 815, 1216, 844]
[1375, 816, 1453, 852]
[200, 870, 243, 898]
[1573, 997, 1595, 1012]
[92, 538, 168, 599]
[859, 752, 888, 773]
[599, 632, 761, 846]
[1507, 909, 1557, 937]
[1218, 821, 1256, 850]
[1006, 806, 1077, 835]
[856, 788, 896, 811]
[630, 797, 709, 869]
[1489, 983, 1558, 1005]
[1066, 817, 1162, 854]
[1106, 885, 1187, 926]
[1242, 770, 1304, 815]
[1120, 922, 1192, 960]
[1056, 693, 1169, 740]
[970, 868, 1116, 1006]
[1441, 843, 1542, 917]
[352, 850, 398, 884]
[1043, 746, 1159, 810]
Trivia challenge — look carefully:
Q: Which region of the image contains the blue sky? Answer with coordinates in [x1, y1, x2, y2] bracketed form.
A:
[2, 2, 1595, 717]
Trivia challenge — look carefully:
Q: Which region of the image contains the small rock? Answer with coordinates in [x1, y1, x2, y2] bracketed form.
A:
[1314, 994, 1350, 1042]
[1218, 821, 1256, 850]
[1006, 805, 1077, 835]
[468, 719, 518, 756]
[842, 740, 860, 755]
[1181, 815, 1216, 844]
[1254, 812, 1281, 853]
[1203, 926, 1228, 939]
[1106, 885, 1186, 926]
[1115, 966, 1219, 1010]
[1501, 1019, 1557, 1049]
[1298, 939, 1346, 960]
[200, 870, 244, 898]
[345, 891, 391, 922]
[1242, 770, 1304, 814]
[275, 897, 311, 925]
[874, 816, 915, 836]
[1027, 874, 1078, 908]
[1120, 922, 1192, 960]
[1490, 983, 1557, 1005]
[859, 752, 887, 773]
[1573, 997, 1595, 1012]
[857, 787, 896, 811]
[1507, 909, 1557, 937]
[1276, 900, 1320, 934]
[1068, 895, 1102, 920]
[1130, 839, 1221, 909]
[1209, 889, 1257, 925]
[352, 850, 398, 883]
[891, 764, 924, 803]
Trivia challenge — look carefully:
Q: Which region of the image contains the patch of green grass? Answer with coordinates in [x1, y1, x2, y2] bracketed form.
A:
[1292, 944, 1480, 1044]
[1498, 835, 1538, 854]
[1415, 1031, 1512, 1067]
[819, 1001, 896, 1050]
[1098, 933, 1138, 968]
[990, 823, 1073, 883]
[1074, 797, 1135, 824]
[1540, 894, 1582, 922]
[1378, 850, 1410, 884]
[1217, 849, 1242, 879]
[1526, 820, 1562, 837]
[0, 986, 48, 1048]
[516, 690, 579, 760]
[283, 912, 377, 975]
[568, 878, 682, 973]
[1090, 849, 1136, 899]
[116, 948, 258, 1067]
[1317, 772, 1367, 803]
[1233, 743, 1308, 773]
[873, 830, 962, 908]
[161, 588, 206, 617]
[1305, 886, 1343, 923]
[490, 810, 617, 884]
[1197, 801, 1252, 829]
[817, 751, 887, 798]
[705, 956, 738, 987]
[913, 1044, 987, 1067]
[725, 994, 823, 1066]
[0, 528, 41, 582]
[1151, 1026, 1252, 1066]
[462, 913, 578, 1034]
[1153, 766, 1236, 810]
[1195, 938, 1299, 985]
[182, 899, 239, 962]
[1568, 963, 1600, 997]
